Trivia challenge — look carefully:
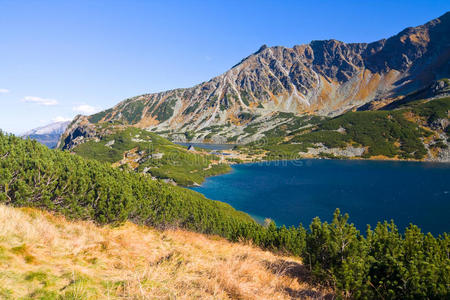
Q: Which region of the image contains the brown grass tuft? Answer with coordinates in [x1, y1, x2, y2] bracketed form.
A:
[0, 204, 331, 299]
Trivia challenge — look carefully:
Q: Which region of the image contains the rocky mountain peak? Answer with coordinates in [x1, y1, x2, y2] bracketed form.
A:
[256, 44, 268, 53]
[60, 12, 450, 148]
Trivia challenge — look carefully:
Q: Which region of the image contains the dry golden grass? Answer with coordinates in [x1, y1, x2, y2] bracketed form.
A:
[0, 204, 331, 299]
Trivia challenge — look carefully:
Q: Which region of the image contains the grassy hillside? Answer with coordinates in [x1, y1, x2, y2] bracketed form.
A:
[71, 126, 230, 186]
[2, 132, 449, 298]
[0, 204, 329, 299]
[240, 97, 449, 161]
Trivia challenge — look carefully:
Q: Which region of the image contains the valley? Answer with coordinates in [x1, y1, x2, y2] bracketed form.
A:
[1, 131, 449, 298]
[2, 8, 449, 299]
[239, 95, 450, 162]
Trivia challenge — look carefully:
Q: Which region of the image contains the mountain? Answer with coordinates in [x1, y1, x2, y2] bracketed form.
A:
[59, 12, 449, 147]
[23, 121, 70, 148]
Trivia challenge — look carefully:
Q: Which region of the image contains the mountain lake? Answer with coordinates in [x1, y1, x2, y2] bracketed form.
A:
[191, 159, 450, 235]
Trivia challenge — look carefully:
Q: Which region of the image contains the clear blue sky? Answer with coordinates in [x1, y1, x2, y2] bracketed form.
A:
[1, 0, 448, 134]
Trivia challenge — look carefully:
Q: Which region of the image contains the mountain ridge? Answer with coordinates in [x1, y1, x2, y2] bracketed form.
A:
[23, 121, 70, 136]
[60, 12, 450, 147]
[23, 121, 70, 148]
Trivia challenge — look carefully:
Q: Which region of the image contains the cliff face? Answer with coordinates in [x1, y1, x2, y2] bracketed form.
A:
[60, 12, 450, 147]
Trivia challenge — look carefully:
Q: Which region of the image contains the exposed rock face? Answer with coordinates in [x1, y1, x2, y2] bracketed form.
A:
[59, 116, 96, 150]
[299, 145, 366, 158]
[61, 12, 450, 148]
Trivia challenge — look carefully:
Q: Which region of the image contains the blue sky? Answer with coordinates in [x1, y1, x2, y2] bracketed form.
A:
[0, 0, 449, 134]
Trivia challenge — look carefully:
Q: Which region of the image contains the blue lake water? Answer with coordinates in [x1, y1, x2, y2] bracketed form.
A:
[191, 159, 450, 235]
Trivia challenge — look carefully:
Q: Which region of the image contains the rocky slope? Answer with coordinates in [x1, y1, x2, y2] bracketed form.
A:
[60, 12, 450, 147]
[22, 121, 70, 148]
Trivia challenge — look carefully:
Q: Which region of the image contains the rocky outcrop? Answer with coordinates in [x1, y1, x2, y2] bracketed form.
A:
[299, 145, 366, 158]
[58, 116, 96, 150]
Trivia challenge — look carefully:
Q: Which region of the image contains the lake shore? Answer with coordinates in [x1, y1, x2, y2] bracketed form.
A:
[178, 141, 450, 164]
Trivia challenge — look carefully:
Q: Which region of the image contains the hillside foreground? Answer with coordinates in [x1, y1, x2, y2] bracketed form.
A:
[0, 204, 331, 299]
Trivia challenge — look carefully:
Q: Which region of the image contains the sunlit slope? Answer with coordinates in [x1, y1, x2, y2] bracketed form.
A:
[0, 204, 329, 299]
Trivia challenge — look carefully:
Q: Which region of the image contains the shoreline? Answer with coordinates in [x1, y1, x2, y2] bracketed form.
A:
[178, 141, 450, 164]
[218, 157, 450, 170]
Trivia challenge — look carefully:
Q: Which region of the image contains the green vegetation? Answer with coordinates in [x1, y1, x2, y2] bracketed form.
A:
[227, 135, 239, 143]
[1, 132, 449, 298]
[238, 112, 255, 121]
[0, 132, 253, 234]
[294, 110, 430, 159]
[240, 91, 251, 106]
[262, 143, 308, 161]
[184, 131, 195, 141]
[409, 96, 450, 123]
[88, 108, 113, 124]
[182, 101, 200, 115]
[71, 126, 229, 186]
[243, 123, 259, 135]
[317, 152, 345, 159]
[262, 114, 323, 142]
[249, 98, 449, 160]
[121, 101, 146, 124]
[152, 96, 177, 122]
[303, 210, 449, 299]
[198, 124, 229, 138]
[226, 157, 244, 164]
[220, 96, 231, 111]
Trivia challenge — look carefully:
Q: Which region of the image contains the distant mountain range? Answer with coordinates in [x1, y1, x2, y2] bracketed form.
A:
[22, 121, 70, 148]
[59, 12, 449, 162]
